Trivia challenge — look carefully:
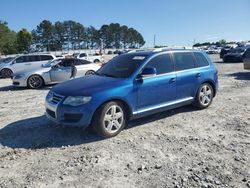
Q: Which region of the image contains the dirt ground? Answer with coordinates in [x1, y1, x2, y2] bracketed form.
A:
[0, 54, 250, 188]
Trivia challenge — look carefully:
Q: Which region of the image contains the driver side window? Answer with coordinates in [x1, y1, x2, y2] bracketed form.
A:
[15, 56, 24, 63]
[144, 54, 173, 75]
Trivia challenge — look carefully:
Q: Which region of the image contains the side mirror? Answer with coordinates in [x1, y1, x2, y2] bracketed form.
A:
[139, 67, 157, 78]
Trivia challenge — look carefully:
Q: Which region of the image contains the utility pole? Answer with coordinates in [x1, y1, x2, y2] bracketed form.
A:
[154, 34, 156, 48]
[193, 38, 196, 48]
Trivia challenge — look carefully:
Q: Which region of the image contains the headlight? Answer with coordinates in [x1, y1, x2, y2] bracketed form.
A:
[13, 74, 25, 79]
[63, 96, 92, 106]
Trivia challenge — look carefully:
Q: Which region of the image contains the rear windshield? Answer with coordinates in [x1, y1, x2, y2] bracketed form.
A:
[97, 54, 148, 78]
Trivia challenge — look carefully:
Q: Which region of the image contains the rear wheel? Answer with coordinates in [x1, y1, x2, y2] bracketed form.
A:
[85, 70, 95, 75]
[193, 83, 214, 109]
[1, 68, 13, 78]
[27, 75, 44, 89]
[94, 59, 100, 63]
[92, 101, 127, 138]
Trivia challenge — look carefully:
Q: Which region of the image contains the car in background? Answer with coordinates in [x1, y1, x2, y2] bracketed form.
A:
[0, 54, 56, 78]
[12, 58, 101, 89]
[206, 48, 220, 54]
[223, 47, 246, 62]
[45, 49, 218, 138]
[220, 46, 232, 59]
[243, 48, 250, 70]
[75, 53, 103, 63]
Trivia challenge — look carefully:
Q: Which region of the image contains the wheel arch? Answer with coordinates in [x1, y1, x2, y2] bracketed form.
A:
[93, 98, 133, 121]
[27, 74, 45, 88]
[201, 80, 217, 97]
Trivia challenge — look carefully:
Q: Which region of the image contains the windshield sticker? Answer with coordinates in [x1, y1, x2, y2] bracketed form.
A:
[133, 56, 146, 60]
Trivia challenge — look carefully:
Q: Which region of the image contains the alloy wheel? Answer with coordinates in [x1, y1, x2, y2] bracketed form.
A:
[28, 75, 43, 89]
[103, 105, 124, 134]
[199, 85, 212, 106]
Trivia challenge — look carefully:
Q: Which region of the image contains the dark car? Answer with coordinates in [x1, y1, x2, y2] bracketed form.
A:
[220, 46, 232, 59]
[223, 47, 246, 62]
[45, 49, 218, 138]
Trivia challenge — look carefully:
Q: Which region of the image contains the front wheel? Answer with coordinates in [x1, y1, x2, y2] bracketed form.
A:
[92, 101, 127, 138]
[27, 75, 44, 89]
[1, 68, 13, 78]
[193, 83, 214, 109]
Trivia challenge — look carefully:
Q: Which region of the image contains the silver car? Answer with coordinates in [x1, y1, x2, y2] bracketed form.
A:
[12, 58, 101, 89]
[0, 54, 56, 78]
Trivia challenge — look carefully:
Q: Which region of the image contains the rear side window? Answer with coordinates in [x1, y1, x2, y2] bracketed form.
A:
[173, 52, 195, 71]
[194, 52, 209, 67]
[145, 54, 173, 75]
[26, 55, 40, 62]
[41, 55, 53, 61]
[79, 53, 87, 58]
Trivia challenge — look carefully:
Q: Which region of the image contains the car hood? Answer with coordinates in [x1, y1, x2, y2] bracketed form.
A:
[52, 75, 126, 96]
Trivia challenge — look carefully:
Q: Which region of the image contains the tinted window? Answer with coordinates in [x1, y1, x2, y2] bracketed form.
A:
[194, 52, 209, 67]
[79, 53, 87, 58]
[173, 52, 195, 71]
[144, 54, 173, 75]
[41, 55, 53, 61]
[74, 59, 91, 65]
[98, 54, 148, 78]
[26, 55, 40, 62]
[62, 59, 74, 67]
[15, 56, 24, 63]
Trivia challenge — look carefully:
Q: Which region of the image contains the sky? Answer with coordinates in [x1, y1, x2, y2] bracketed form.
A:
[1, 0, 250, 47]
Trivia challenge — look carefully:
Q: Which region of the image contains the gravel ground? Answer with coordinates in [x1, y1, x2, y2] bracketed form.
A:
[0, 54, 250, 188]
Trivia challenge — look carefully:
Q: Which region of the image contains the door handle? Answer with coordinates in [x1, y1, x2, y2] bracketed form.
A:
[170, 78, 176, 83]
[24, 63, 31, 65]
[196, 73, 201, 78]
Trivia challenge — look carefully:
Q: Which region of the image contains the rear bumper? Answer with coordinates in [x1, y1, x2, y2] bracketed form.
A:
[223, 56, 242, 62]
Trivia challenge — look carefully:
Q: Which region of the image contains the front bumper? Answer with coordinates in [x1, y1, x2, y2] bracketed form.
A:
[12, 77, 27, 87]
[45, 98, 94, 127]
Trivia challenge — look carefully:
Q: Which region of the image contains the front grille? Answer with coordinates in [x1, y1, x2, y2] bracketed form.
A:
[46, 109, 56, 118]
[50, 92, 64, 105]
[64, 113, 83, 123]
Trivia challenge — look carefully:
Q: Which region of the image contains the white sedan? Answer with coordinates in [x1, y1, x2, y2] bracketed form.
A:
[12, 58, 101, 89]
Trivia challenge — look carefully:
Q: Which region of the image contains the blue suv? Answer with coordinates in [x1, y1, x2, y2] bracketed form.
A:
[45, 49, 218, 138]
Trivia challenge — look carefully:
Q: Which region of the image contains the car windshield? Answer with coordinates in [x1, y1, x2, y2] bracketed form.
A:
[229, 48, 245, 53]
[97, 54, 148, 78]
[42, 59, 62, 67]
[0, 57, 14, 63]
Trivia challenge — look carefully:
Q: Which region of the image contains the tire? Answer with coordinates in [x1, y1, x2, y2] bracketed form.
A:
[27, 75, 44, 89]
[1, 68, 13, 78]
[85, 70, 95, 75]
[94, 59, 100, 63]
[193, 83, 214, 109]
[92, 101, 127, 138]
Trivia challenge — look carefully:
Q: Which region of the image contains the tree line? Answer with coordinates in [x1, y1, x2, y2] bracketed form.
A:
[0, 20, 145, 55]
[0, 21, 32, 55]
